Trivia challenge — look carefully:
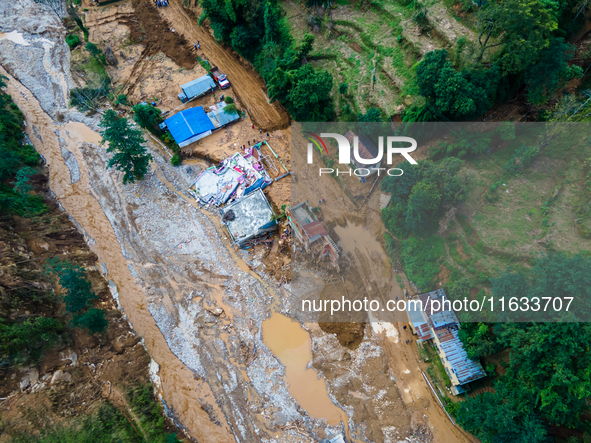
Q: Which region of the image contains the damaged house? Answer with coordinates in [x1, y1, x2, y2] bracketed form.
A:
[188, 144, 273, 207]
[219, 188, 278, 247]
[287, 202, 339, 263]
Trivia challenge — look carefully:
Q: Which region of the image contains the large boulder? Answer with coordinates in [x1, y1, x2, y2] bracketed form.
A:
[104, 46, 118, 66]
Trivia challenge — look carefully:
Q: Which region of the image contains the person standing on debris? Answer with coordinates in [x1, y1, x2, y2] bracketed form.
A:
[252, 124, 255, 129]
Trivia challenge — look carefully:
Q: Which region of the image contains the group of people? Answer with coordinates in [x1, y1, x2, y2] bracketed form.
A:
[154, 0, 169, 7]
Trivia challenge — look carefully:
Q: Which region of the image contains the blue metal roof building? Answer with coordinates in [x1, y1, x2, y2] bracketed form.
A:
[164, 107, 216, 148]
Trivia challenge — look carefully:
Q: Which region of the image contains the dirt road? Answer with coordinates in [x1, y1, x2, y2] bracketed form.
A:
[144, 0, 290, 131]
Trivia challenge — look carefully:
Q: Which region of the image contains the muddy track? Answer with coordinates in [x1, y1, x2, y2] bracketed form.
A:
[120, 43, 158, 96]
[145, 0, 290, 132]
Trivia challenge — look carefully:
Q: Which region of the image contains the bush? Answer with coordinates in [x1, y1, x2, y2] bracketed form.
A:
[132, 103, 162, 132]
[0, 317, 65, 367]
[223, 104, 239, 115]
[170, 154, 182, 166]
[398, 235, 445, 291]
[72, 308, 108, 334]
[114, 94, 129, 106]
[224, 96, 234, 104]
[66, 34, 80, 50]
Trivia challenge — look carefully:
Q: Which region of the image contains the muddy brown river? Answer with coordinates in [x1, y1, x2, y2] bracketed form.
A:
[1, 67, 236, 442]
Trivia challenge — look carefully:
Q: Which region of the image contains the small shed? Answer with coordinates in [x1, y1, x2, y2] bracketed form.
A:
[164, 107, 216, 148]
[179, 75, 216, 102]
[207, 102, 241, 128]
[219, 188, 277, 246]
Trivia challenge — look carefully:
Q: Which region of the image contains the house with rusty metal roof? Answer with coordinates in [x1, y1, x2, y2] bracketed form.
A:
[406, 289, 486, 394]
[287, 202, 339, 264]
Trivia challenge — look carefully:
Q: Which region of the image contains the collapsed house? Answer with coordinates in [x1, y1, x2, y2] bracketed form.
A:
[188, 143, 273, 207]
[287, 202, 339, 263]
[219, 188, 278, 246]
[406, 289, 487, 394]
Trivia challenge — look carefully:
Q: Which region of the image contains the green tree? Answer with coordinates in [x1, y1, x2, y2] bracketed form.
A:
[358, 108, 383, 122]
[12, 166, 35, 196]
[525, 38, 583, 104]
[223, 103, 239, 114]
[405, 181, 441, 233]
[270, 64, 335, 121]
[458, 322, 502, 360]
[339, 83, 348, 95]
[416, 50, 494, 120]
[477, 0, 559, 73]
[72, 308, 108, 334]
[57, 265, 97, 314]
[132, 103, 162, 132]
[170, 154, 182, 166]
[299, 33, 315, 59]
[99, 110, 153, 185]
[115, 94, 129, 106]
[381, 158, 466, 237]
[456, 391, 548, 443]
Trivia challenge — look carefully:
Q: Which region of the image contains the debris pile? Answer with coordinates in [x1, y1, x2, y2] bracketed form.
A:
[189, 143, 273, 208]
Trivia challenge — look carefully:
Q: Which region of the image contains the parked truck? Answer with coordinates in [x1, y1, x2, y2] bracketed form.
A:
[209, 66, 230, 89]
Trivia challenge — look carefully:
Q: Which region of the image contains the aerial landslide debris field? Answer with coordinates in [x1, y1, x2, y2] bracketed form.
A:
[0, 0, 473, 442]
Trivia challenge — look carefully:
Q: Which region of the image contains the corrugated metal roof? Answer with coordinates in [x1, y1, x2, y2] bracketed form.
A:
[207, 102, 240, 128]
[436, 327, 486, 385]
[165, 107, 215, 145]
[407, 302, 433, 341]
[181, 75, 216, 99]
[303, 220, 328, 239]
[430, 311, 458, 329]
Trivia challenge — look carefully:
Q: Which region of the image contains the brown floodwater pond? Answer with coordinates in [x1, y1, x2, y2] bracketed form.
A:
[262, 312, 345, 426]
